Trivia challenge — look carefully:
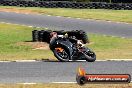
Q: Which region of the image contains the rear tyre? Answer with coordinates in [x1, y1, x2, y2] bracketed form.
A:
[53, 47, 70, 62]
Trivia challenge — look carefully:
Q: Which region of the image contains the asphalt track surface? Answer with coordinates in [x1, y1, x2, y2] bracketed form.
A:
[0, 61, 131, 83]
[0, 11, 132, 38]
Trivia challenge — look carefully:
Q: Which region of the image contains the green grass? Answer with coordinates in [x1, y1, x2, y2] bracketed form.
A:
[0, 6, 132, 23]
[88, 34, 132, 59]
[0, 23, 132, 60]
[0, 23, 55, 61]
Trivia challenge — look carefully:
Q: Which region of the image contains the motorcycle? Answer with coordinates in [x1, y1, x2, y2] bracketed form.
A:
[49, 32, 96, 62]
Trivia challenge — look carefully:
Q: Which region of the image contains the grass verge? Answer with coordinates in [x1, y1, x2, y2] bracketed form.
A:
[0, 83, 132, 88]
[0, 23, 55, 61]
[0, 6, 132, 23]
[0, 23, 132, 60]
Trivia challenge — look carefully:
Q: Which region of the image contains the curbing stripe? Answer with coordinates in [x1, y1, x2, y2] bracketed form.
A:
[51, 82, 76, 84]
[36, 27, 41, 28]
[28, 26, 33, 28]
[0, 59, 131, 63]
[0, 21, 129, 40]
[121, 37, 125, 39]
[47, 15, 51, 16]
[67, 17, 71, 18]
[76, 18, 81, 19]
[15, 60, 37, 62]
[56, 16, 61, 17]
[0, 61, 11, 63]
[17, 81, 132, 84]
[1, 11, 132, 25]
[111, 36, 116, 38]
[69, 60, 86, 62]
[0, 22, 40, 28]
[45, 28, 49, 29]
[108, 59, 132, 61]
[17, 83, 37, 85]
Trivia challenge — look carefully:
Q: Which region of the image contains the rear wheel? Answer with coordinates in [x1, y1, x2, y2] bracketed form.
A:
[53, 47, 70, 62]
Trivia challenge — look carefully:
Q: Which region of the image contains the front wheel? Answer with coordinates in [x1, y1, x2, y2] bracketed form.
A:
[84, 50, 96, 62]
[53, 47, 70, 62]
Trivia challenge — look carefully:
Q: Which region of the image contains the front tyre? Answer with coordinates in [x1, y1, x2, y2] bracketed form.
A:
[85, 50, 96, 62]
[53, 47, 70, 62]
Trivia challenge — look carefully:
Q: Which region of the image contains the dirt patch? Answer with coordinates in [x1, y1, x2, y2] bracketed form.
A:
[0, 8, 38, 14]
[0, 83, 132, 88]
[16, 42, 50, 50]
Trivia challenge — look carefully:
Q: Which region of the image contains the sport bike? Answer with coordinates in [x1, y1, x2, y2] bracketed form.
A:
[49, 32, 96, 62]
